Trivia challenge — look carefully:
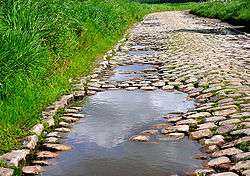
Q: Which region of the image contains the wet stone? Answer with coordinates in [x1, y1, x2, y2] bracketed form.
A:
[212, 147, 243, 157]
[22, 165, 44, 175]
[0, 168, 14, 176]
[190, 129, 212, 140]
[23, 135, 38, 150]
[64, 113, 85, 118]
[129, 135, 150, 142]
[232, 152, 250, 162]
[216, 124, 237, 134]
[0, 149, 30, 167]
[205, 116, 226, 122]
[166, 116, 182, 122]
[230, 128, 250, 136]
[45, 137, 60, 143]
[61, 116, 79, 123]
[161, 133, 185, 141]
[219, 119, 241, 125]
[43, 143, 72, 151]
[59, 121, 71, 128]
[162, 85, 174, 90]
[198, 122, 217, 130]
[186, 112, 211, 119]
[230, 160, 250, 171]
[151, 123, 171, 129]
[140, 86, 156, 91]
[46, 132, 64, 138]
[36, 151, 58, 159]
[54, 127, 71, 133]
[193, 168, 215, 175]
[31, 124, 44, 136]
[210, 172, 239, 176]
[204, 135, 225, 146]
[32, 160, 49, 166]
[161, 125, 189, 133]
[125, 87, 138, 91]
[242, 170, 250, 176]
[207, 156, 231, 167]
[176, 119, 197, 125]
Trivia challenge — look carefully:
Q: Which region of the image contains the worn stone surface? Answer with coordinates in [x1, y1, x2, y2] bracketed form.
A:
[36, 151, 58, 159]
[210, 172, 238, 176]
[31, 124, 44, 135]
[22, 135, 38, 150]
[207, 156, 231, 167]
[0, 168, 14, 176]
[190, 129, 212, 140]
[230, 160, 250, 171]
[204, 135, 225, 146]
[212, 147, 243, 157]
[22, 165, 44, 175]
[129, 135, 150, 142]
[0, 149, 30, 167]
[43, 144, 72, 151]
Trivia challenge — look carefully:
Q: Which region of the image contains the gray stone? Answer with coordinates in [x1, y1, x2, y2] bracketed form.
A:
[32, 160, 49, 166]
[23, 135, 38, 150]
[230, 160, 250, 171]
[176, 119, 197, 125]
[204, 135, 225, 146]
[45, 137, 60, 143]
[242, 170, 250, 176]
[36, 151, 58, 159]
[216, 124, 237, 134]
[198, 122, 217, 130]
[0, 168, 14, 176]
[31, 124, 44, 135]
[162, 133, 185, 140]
[219, 119, 241, 125]
[61, 116, 79, 123]
[190, 129, 212, 140]
[212, 147, 243, 157]
[64, 113, 85, 118]
[140, 130, 158, 135]
[205, 116, 226, 122]
[210, 172, 238, 176]
[43, 143, 72, 151]
[231, 128, 250, 136]
[0, 149, 30, 167]
[186, 112, 211, 119]
[233, 152, 250, 162]
[193, 168, 215, 175]
[207, 156, 231, 167]
[140, 86, 156, 91]
[22, 165, 44, 175]
[130, 135, 150, 142]
[54, 127, 71, 133]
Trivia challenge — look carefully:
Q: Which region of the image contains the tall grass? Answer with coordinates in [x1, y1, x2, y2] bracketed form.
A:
[191, 0, 250, 25]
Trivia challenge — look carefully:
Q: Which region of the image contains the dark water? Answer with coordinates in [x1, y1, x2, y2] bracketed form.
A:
[42, 90, 202, 176]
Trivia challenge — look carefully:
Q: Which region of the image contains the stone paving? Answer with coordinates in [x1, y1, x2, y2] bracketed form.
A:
[0, 11, 249, 176]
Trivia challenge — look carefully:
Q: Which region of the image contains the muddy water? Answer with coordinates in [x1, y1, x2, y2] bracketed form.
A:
[43, 90, 202, 176]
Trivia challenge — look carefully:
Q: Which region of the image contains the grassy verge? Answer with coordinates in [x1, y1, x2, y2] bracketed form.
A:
[0, 0, 197, 154]
[191, 0, 250, 26]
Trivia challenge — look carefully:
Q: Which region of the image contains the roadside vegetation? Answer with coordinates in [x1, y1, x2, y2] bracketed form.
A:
[191, 0, 250, 26]
[0, 0, 198, 154]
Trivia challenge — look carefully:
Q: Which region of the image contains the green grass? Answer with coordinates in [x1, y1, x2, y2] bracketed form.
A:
[191, 0, 250, 25]
[0, 0, 197, 155]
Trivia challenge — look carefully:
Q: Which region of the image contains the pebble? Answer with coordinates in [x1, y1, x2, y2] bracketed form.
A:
[22, 165, 44, 175]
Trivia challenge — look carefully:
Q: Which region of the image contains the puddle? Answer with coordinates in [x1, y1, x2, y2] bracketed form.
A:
[43, 90, 202, 176]
[128, 49, 160, 57]
[109, 73, 143, 81]
[114, 64, 154, 72]
[110, 64, 155, 81]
